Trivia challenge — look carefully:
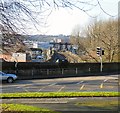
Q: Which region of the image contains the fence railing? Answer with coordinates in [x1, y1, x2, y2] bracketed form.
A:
[2, 62, 120, 79]
[15, 67, 105, 79]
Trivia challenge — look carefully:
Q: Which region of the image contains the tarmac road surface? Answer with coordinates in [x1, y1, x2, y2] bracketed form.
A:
[1, 74, 119, 93]
[2, 97, 119, 112]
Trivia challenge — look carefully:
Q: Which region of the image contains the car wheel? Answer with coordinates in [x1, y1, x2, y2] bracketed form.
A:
[7, 77, 13, 83]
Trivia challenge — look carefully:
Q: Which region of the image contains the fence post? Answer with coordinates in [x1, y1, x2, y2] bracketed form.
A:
[76, 68, 78, 74]
[89, 67, 91, 72]
[47, 69, 49, 75]
[62, 68, 64, 75]
[32, 69, 34, 78]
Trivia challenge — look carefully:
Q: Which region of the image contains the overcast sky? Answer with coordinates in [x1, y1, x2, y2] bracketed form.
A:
[26, 0, 119, 35]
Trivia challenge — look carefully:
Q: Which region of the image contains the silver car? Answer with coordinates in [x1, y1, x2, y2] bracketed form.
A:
[0, 71, 17, 83]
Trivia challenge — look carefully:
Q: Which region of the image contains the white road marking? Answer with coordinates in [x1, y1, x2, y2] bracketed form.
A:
[16, 86, 30, 92]
[38, 86, 46, 92]
[38, 83, 56, 92]
[48, 83, 56, 86]
[58, 86, 65, 92]
[104, 79, 108, 82]
[9, 99, 14, 102]
[22, 88, 29, 92]
[77, 81, 84, 84]
[21, 101, 68, 104]
[16, 86, 21, 88]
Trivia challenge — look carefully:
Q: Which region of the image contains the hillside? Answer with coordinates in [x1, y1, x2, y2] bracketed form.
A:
[23, 34, 70, 42]
[1, 34, 70, 54]
[60, 51, 83, 63]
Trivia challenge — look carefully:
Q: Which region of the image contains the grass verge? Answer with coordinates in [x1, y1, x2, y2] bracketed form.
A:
[76, 100, 118, 110]
[1, 103, 59, 113]
[0, 92, 120, 98]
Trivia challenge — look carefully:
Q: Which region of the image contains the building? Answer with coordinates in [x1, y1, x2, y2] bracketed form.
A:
[10, 48, 32, 62]
[23, 40, 38, 48]
[0, 53, 12, 62]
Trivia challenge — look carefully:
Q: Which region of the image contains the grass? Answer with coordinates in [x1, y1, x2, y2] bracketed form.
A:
[0, 92, 120, 98]
[1, 103, 59, 113]
[76, 100, 118, 110]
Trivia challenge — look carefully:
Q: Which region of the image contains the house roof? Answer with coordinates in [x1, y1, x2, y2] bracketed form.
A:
[30, 48, 42, 52]
[16, 48, 26, 53]
[0, 58, 6, 62]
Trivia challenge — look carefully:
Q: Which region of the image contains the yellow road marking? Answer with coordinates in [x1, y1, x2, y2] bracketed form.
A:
[118, 80, 120, 85]
[100, 83, 103, 89]
[100, 79, 108, 89]
[80, 84, 85, 90]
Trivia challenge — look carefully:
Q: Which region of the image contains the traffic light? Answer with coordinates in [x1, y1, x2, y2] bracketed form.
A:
[96, 47, 104, 72]
[96, 47, 104, 56]
[102, 49, 104, 55]
[96, 47, 101, 56]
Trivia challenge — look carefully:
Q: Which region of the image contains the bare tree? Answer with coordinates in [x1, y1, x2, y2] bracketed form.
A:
[70, 19, 119, 62]
[0, 0, 117, 34]
[70, 33, 98, 62]
[88, 19, 119, 62]
[0, 0, 117, 55]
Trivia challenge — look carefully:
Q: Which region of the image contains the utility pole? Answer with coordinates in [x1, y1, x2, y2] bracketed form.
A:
[96, 47, 104, 72]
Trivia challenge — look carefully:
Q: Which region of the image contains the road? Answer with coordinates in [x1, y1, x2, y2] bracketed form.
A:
[1, 74, 118, 93]
[2, 97, 119, 112]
